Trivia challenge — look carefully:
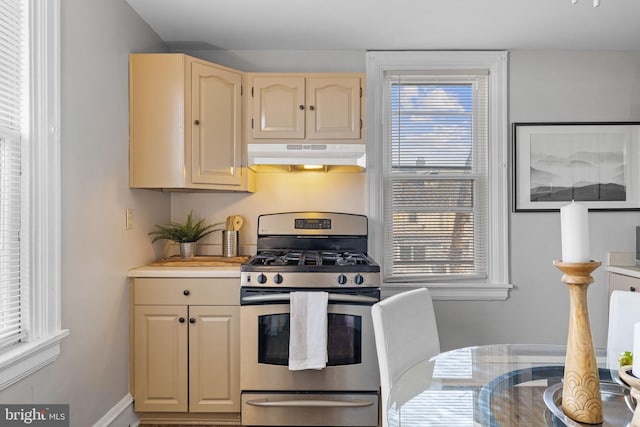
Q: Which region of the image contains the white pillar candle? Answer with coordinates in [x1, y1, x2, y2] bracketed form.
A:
[560, 201, 590, 262]
[633, 322, 640, 377]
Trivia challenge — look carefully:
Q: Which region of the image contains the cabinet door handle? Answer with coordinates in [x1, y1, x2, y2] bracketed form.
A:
[299, 105, 304, 110]
[630, 286, 636, 292]
[309, 105, 315, 111]
[194, 119, 200, 125]
[179, 317, 185, 323]
[189, 318, 196, 324]
[183, 290, 190, 296]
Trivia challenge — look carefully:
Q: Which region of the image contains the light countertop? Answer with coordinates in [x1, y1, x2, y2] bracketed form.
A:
[128, 265, 241, 278]
[607, 265, 640, 279]
[606, 251, 640, 279]
[128, 255, 247, 278]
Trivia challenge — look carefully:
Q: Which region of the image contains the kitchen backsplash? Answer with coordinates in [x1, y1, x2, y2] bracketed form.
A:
[170, 171, 366, 257]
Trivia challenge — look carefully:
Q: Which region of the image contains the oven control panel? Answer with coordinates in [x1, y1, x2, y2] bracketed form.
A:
[241, 271, 380, 288]
[295, 218, 331, 230]
[257, 212, 368, 236]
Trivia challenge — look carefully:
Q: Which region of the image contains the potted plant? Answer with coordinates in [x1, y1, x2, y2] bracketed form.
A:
[148, 210, 223, 258]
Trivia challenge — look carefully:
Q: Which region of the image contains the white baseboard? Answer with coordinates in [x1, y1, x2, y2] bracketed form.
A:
[93, 393, 139, 427]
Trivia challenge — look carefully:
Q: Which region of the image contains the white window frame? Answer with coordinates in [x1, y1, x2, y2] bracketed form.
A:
[366, 51, 512, 301]
[0, 0, 67, 390]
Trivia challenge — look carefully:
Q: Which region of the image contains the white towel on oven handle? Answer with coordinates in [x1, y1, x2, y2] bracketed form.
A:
[288, 291, 329, 371]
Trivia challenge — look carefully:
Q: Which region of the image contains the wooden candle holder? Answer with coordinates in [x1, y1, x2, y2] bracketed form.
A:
[553, 260, 603, 425]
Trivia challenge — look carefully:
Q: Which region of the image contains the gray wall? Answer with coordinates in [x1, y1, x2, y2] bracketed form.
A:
[183, 49, 640, 352]
[479, 50, 640, 349]
[409, 50, 640, 351]
[0, 1, 169, 426]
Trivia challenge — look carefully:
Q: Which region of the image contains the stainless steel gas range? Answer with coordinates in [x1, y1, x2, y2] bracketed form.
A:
[240, 212, 381, 427]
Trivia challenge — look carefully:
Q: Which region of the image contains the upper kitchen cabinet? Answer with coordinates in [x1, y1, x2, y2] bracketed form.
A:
[129, 53, 254, 192]
[248, 74, 365, 143]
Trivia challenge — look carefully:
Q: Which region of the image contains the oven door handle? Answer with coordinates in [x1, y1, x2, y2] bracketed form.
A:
[245, 398, 374, 408]
[241, 293, 378, 304]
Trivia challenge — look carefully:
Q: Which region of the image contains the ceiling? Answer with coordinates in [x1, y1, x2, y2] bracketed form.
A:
[125, 0, 640, 52]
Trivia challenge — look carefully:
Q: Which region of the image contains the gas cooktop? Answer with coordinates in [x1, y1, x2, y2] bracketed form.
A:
[244, 250, 378, 269]
[240, 212, 381, 288]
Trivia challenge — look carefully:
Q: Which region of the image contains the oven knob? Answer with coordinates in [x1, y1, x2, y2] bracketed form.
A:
[354, 274, 364, 285]
[273, 273, 283, 284]
[338, 274, 347, 285]
[257, 274, 267, 284]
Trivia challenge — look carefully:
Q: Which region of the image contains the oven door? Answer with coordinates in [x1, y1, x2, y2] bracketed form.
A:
[240, 291, 380, 392]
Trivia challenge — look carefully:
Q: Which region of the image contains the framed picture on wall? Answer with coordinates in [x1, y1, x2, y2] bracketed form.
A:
[513, 122, 640, 211]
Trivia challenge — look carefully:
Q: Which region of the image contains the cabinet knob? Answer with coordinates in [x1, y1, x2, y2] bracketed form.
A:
[631, 286, 636, 292]
[194, 119, 200, 125]
[179, 317, 185, 323]
[189, 318, 196, 324]
[183, 289, 190, 296]
[309, 105, 315, 111]
[299, 105, 304, 110]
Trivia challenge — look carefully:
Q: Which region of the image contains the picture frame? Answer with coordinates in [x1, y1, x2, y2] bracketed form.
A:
[513, 122, 640, 212]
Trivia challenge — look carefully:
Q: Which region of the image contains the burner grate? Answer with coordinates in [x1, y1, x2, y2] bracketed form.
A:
[248, 249, 373, 268]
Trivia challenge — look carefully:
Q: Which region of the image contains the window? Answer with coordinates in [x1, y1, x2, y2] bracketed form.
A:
[366, 51, 511, 300]
[0, 0, 66, 390]
[387, 76, 487, 280]
[0, 0, 26, 352]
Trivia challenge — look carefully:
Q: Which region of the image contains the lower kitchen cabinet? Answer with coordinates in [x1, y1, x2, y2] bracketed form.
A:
[131, 277, 240, 420]
[608, 271, 639, 297]
[189, 305, 240, 412]
[134, 304, 188, 412]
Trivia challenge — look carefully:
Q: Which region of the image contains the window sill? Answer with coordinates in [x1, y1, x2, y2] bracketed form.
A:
[381, 283, 513, 301]
[0, 330, 69, 391]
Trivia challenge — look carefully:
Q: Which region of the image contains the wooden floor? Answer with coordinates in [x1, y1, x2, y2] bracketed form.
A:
[139, 416, 242, 426]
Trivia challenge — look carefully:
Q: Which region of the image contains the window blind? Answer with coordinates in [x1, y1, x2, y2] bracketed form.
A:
[383, 73, 488, 282]
[0, 0, 24, 350]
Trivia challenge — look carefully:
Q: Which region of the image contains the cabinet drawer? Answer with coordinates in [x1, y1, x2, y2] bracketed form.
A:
[133, 278, 240, 305]
[608, 272, 640, 296]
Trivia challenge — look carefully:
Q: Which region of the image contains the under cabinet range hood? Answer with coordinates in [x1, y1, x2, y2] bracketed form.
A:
[247, 143, 366, 172]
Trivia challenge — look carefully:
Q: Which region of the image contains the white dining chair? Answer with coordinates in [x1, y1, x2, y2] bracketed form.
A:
[606, 290, 640, 368]
[371, 288, 440, 427]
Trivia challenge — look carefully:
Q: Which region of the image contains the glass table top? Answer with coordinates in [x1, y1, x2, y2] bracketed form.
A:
[387, 344, 634, 427]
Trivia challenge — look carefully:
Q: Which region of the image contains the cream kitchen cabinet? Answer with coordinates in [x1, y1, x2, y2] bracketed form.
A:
[248, 74, 364, 142]
[129, 53, 254, 192]
[608, 271, 640, 297]
[131, 277, 240, 421]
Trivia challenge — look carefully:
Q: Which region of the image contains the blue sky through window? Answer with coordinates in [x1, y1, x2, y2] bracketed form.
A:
[391, 83, 473, 169]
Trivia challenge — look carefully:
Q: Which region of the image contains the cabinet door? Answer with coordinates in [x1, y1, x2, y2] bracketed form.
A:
[134, 305, 188, 412]
[129, 54, 186, 188]
[609, 272, 640, 298]
[189, 306, 241, 412]
[252, 77, 305, 139]
[307, 77, 361, 140]
[191, 62, 242, 186]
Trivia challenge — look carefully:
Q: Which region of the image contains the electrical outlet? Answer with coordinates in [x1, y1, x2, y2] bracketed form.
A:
[126, 208, 134, 230]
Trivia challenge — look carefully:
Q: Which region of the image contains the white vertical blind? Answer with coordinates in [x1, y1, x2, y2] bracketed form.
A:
[0, 0, 24, 350]
[383, 72, 489, 282]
